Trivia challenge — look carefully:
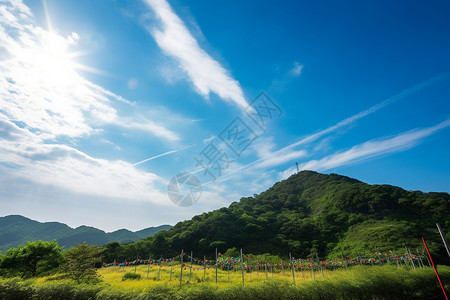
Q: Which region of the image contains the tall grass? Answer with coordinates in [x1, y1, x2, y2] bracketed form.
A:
[1, 265, 448, 299]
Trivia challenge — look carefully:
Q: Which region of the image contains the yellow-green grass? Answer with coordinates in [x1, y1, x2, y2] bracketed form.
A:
[98, 263, 327, 290]
[1, 265, 449, 299]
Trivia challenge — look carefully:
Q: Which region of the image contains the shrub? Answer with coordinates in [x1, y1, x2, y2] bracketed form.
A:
[122, 272, 142, 281]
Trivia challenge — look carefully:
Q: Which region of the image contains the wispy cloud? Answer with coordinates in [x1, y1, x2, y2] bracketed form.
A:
[289, 61, 303, 77]
[143, 0, 248, 109]
[282, 72, 450, 151]
[115, 116, 181, 142]
[212, 74, 450, 185]
[133, 145, 194, 166]
[280, 118, 450, 179]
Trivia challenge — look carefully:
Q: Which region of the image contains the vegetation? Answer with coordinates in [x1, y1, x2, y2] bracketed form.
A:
[62, 242, 103, 283]
[0, 215, 171, 252]
[0, 240, 62, 278]
[1, 171, 449, 298]
[0, 264, 449, 299]
[122, 272, 142, 281]
[101, 171, 450, 264]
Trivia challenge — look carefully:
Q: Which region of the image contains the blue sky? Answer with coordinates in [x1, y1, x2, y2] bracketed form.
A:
[0, 0, 449, 231]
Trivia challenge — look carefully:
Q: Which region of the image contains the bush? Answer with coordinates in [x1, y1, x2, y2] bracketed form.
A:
[122, 272, 142, 281]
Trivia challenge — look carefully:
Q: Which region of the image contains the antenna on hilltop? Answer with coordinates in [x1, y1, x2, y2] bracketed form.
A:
[296, 162, 299, 173]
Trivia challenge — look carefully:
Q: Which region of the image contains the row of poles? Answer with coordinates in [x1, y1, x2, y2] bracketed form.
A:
[119, 223, 448, 298]
[123, 246, 431, 287]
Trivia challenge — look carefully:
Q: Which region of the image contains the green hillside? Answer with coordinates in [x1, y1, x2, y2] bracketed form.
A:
[0, 215, 171, 252]
[103, 171, 450, 263]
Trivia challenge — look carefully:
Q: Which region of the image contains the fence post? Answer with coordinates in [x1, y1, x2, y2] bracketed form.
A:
[146, 255, 151, 279]
[316, 253, 324, 279]
[215, 248, 218, 284]
[437, 223, 450, 259]
[170, 258, 173, 281]
[180, 249, 184, 287]
[189, 251, 193, 281]
[289, 252, 295, 285]
[240, 248, 245, 286]
[158, 255, 162, 280]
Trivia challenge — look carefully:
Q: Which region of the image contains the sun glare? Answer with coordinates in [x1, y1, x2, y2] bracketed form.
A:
[33, 32, 78, 88]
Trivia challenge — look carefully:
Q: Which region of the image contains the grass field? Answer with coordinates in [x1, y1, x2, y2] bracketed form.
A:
[1, 265, 449, 299]
[99, 263, 322, 289]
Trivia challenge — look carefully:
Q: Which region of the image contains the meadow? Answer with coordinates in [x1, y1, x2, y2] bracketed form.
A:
[1, 264, 449, 299]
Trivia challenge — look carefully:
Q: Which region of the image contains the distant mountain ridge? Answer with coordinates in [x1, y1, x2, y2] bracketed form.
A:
[0, 215, 171, 252]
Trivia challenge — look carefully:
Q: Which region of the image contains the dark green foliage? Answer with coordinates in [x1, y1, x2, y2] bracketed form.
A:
[0, 215, 171, 252]
[0, 240, 62, 278]
[122, 272, 142, 281]
[102, 171, 450, 264]
[61, 242, 103, 284]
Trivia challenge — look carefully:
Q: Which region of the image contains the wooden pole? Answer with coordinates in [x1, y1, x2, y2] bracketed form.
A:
[375, 246, 382, 265]
[423, 247, 432, 267]
[264, 255, 268, 280]
[415, 248, 425, 268]
[316, 253, 324, 279]
[170, 259, 173, 281]
[289, 252, 295, 285]
[146, 255, 151, 279]
[215, 248, 218, 284]
[406, 247, 416, 270]
[189, 251, 193, 281]
[341, 253, 347, 269]
[180, 249, 184, 287]
[135, 254, 138, 273]
[392, 251, 400, 268]
[203, 255, 206, 281]
[437, 223, 450, 259]
[158, 255, 162, 280]
[227, 258, 230, 282]
[240, 248, 245, 286]
[422, 237, 448, 300]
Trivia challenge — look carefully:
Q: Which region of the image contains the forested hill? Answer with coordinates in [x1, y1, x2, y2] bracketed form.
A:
[0, 215, 171, 252]
[103, 171, 450, 263]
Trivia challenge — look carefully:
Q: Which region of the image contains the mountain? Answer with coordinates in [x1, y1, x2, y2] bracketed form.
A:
[102, 171, 450, 264]
[0, 215, 171, 252]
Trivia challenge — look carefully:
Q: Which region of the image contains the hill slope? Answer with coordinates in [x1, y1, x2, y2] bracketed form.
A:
[0, 215, 171, 252]
[104, 171, 450, 263]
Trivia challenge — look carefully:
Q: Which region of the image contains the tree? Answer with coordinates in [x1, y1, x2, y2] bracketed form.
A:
[0, 240, 62, 278]
[62, 242, 103, 283]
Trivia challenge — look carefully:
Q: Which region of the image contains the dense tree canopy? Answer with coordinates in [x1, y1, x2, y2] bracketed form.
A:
[0, 240, 62, 278]
[95, 172, 447, 264]
[62, 242, 103, 283]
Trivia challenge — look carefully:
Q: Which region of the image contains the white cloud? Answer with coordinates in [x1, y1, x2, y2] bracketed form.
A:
[143, 0, 248, 109]
[289, 62, 303, 77]
[279, 118, 450, 179]
[0, 117, 169, 204]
